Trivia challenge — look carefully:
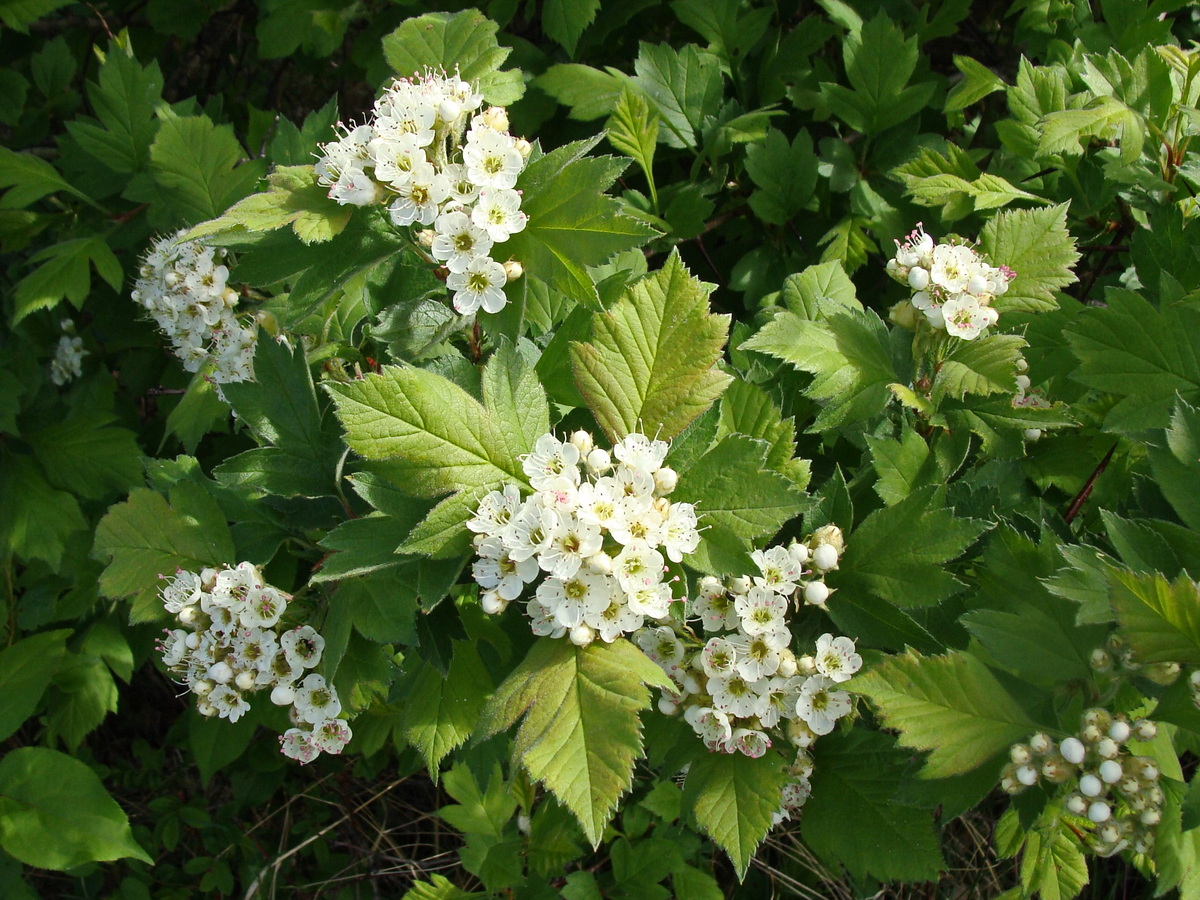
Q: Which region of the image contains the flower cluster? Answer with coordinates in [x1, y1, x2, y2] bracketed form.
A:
[1002, 712, 1163, 857]
[886, 224, 1014, 340]
[636, 528, 857, 825]
[468, 431, 700, 645]
[49, 318, 87, 386]
[132, 231, 258, 387]
[314, 69, 529, 316]
[156, 562, 351, 764]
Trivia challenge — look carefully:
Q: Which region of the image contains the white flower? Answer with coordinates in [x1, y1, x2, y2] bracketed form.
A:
[685, 706, 734, 753]
[293, 674, 342, 724]
[387, 161, 450, 226]
[472, 187, 528, 241]
[734, 586, 788, 636]
[49, 334, 87, 385]
[463, 126, 525, 189]
[537, 573, 611, 629]
[446, 254, 509, 315]
[636, 625, 685, 670]
[328, 165, 379, 207]
[472, 535, 539, 600]
[467, 484, 524, 535]
[613, 543, 665, 593]
[310, 718, 353, 755]
[368, 134, 426, 188]
[585, 592, 643, 642]
[930, 243, 978, 294]
[708, 672, 767, 719]
[701, 637, 738, 678]
[751, 546, 803, 595]
[941, 293, 999, 340]
[608, 502, 664, 547]
[575, 480, 625, 532]
[208, 684, 251, 722]
[522, 434, 581, 492]
[732, 628, 790, 682]
[500, 501, 559, 562]
[239, 585, 288, 629]
[692, 589, 739, 633]
[795, 674, 852, 735]
[280, 728, 319, 764]
[661, 502, 700, 563]
[813, 633, 862, 683]
[281, 626, 325, 669]
[612, 433, 669, 474]
[430, 209, 494, 273]
[625, 581, 673, 619]
[733, 728, 771, 758]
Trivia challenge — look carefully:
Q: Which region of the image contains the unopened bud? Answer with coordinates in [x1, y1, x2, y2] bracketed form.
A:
[657, 695, 678, 715]
[1096, 737, 1119, 759]
[270, 684, 296, 706]
[803, 581, 830, 607]
[165, 271, 180, 287]
[514, 138, 532, 158]
[1015, 374, 1031, 392]
[179, 605, 200, 626]
[185, 632, 201, 650]
[1133, 719, 1158, 741]
[1133, 757, 1159, 783]
[1108, 720, 1131, 743]
[777, 650, 798, 678]
[812, 544, 839, 571]
[209, 661, 233, 684]
[254, 310, 280, 336]
[1016, 765, 1038, 786]
[480, 590, 507, 615]
[1065, 793, 1088, 815]
[889, 300, 920, 330]
[907, 266, 930, 291]
[197, 699, 218, 717]
[797, 655, 817, 676]
[1080, 723, 1103, 744]
[438, 99, 462, 123]
[1079, 773, 1103, 797]
[1010, 743, 1033, 765]
[1023, 428, 1042, 442]
[810, 525, 845, 555]
[1041, 755, 1072, 783]
[192, 679, 214, 697]
[569, 624, 594, 647]
[1099, 759, 1123, 784]
[235, 670, 257, 691]
[1029, 732, 1053, 755]
[587, 551, 613, 576]
[1141, 808, 1162, 826]
[586, 447, 611, 474]
[222, 288, 239, 308]
[1190, 669, 1200, 689]
[1090, 648, 1113, 672]
[1059, 737, 1086, 764]
[482, 106, 509, 132]
[729, 576, 752, 595]
[654, 467, 678, 495]
[1088, 801, 1112, 823]
[788, 542, 810, 566]
[503, 259, 523, 282]
[570, 430, 594, 456]
[787, 718, 817, 748]
[417, 228, 435, 247]
[1145, 661, 1181, 685]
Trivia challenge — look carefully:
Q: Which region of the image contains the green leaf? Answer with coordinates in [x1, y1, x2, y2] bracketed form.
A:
[804, 730, 945, 882]
[189, 704, 259, 785]
[848, 648, 1035, 777]
[681, 749, 788, 880]
[744, 128, 818, 225]
[632, 42, 724, 149]
[717, 378, 809, 487]
[313, 515, 412, 581]
[0, 0, 73, 32]
[535, 64, 624, 121]
[1013, 810, 1090, 900]
[505, 135, 657, 306]
[28, 412, 143, 500]
[0, 747, 151, 869]
[13, 236, 123, 323]
[401, 873, 482, 900]
[477, 637, 672, 846]
[866, 430, 941, 505]
[903, 172, 1049, 217]
[0, 457, 86, 569]
[184, 165, 351, 244]
[832, 487, 987, 608]
[215, 335, 341, 497]
[0, 630, 69, 743]
[0, 148, 92, 209]
[328, 344, 547, 552]
[148, 113, 266, 223]
[675, 435, 805, 572]
[741, 307, 895, 431]
[1109, 567, 1200, 665]
[400, 641, 493, 774]
[93, 483, 236, 618]
[1037, 95, 1144, 166]
[1149, 397, 1200, 532]
[64, 42, 163, 174]
[382, 9, 524, 106]
[439, 764, 516, 841]
[944, 54, 1005, 112]
[43, 652, 118, 750]
[570, 250, 732, 442]
[819, 12, 936, 135]
[931, 333, 1027, 403]
[978, 202, 1080, 314]
[606, 88, 659, 209]
[779, 260, 860, 319]
[1063, 289, 1200, 432]
[543, 0, 600, 56]
[938, 395, 1076, 459]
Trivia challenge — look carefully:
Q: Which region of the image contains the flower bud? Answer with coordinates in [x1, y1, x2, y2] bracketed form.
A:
[1000, 775, 1022, 795]
[185, 632, 201, 650]
[1118, 776, 1141, 796]
[681, 671, 701, 694]
[1079, 773, 1103, 797]
[482, 106, 509, 132]
[417, 228, 435, 247]
[810, 525, 845, 555]
[222, 288, 239, 308]
[438, 99, 461, 123]
[1080, 723, 1103, 744]
[803, 581, 830, 607]
[235, 670, 257, 691]
[1083, 708, 1113, 730]
[586, 447, 612, 474]
[1145, 661, 1181, 685]
[1095, 737, 1119, 759]
[569, 430, 594, 456]
[197, 699, 218, 717]
[1132, 757, 1159, 783]
[1023, 428, 1043, 442]
[967, 274, 989, 295]
[1028, 732, 1052, 755]
[179, 605, 200, 626]
[270, 684, 296, 706]
[1016, 765, 1038, 786]
[729, 576, 752, 595]
[1015, 374, 1032, 392]
[1190, 669, 1200, 689]
[657, 695, 678, 715]
[192, 679, 214, 697]
[777, 650, 798, 678]
[654, 467, 679, 496]
[1088, 801, 1112, 823]
[517, 813, 531, 835]
[1010, 743, 1033, 765]
[1097, 823, 1121, 845]
[812, 544, 839, 571]
[1089, 648, 1113, 672]
[1141, 808, 1162, 826]
[569, 624, 594, 647]
[1108, 720, 1131, 743]
[787, 718, 817, 748]
[480, 590, 508, 615]
[1065, 793, 1088, 815]
[503, 259, 524, 282]
[1133, 719, 1158, 741]
[1059, 737, 1086, 764]
[587, 551, 613, 576]
[788, 542, 810, 566]
[1041, 755, 1072, 783]
[907, 266, 930, 291]
[797, 655, 817, 676]
[255, 310, 280, 337]
[889, 300, 920, 331]
[165, 271, 180, 287]
[1099, 759, 1123, 784]
[209, 661, 234, 684]
[514, 138, 532, 159]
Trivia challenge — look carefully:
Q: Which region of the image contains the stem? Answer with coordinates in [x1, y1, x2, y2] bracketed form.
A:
[1063, 443, 1118, 525]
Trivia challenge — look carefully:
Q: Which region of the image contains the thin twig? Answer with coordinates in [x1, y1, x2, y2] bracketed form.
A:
[1064, 443, 1118, 524]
